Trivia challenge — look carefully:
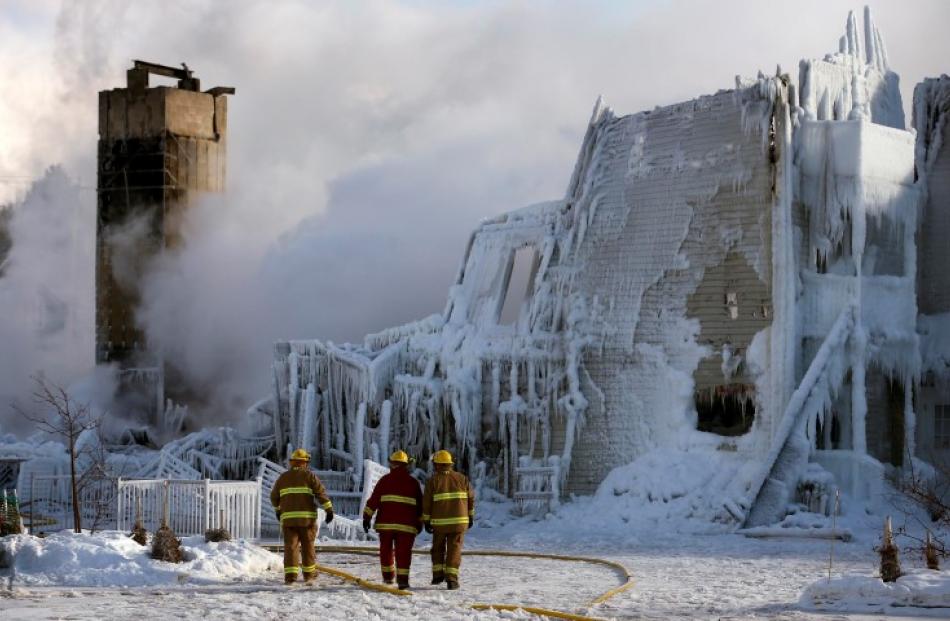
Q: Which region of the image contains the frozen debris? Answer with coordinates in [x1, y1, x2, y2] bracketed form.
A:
[745, 306, 856, 528]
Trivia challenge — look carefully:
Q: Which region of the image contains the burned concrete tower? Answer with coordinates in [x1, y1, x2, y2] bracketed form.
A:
[96, 61, 234, 424]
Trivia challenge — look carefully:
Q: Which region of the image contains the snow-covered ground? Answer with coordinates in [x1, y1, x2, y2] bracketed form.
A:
[2, 506, 948, 620]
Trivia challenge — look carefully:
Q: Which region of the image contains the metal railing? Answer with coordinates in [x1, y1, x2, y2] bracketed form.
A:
[28, 474, 119, 533]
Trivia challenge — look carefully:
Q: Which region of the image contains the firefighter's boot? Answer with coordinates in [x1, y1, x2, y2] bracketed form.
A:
[446, 579, 459, 590]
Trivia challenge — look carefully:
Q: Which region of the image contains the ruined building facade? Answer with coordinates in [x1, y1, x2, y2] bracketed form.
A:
[263, 9, 949, 525]
[96, 61, 233, 422]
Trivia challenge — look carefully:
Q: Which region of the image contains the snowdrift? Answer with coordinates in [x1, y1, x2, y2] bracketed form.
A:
[802, 569, 950, 612]
[0, 531, 281, 587]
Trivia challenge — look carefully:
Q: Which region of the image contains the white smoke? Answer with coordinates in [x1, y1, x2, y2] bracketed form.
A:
[0, 168, 95, 433]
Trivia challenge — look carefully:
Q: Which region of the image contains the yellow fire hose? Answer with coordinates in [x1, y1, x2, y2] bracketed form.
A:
[266, 543, 635, 621]
[312, 562, 411, 596]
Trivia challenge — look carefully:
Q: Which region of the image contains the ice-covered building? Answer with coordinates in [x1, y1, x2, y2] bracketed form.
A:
[265, 8, 948, 526]
[914, 74, 950, 465]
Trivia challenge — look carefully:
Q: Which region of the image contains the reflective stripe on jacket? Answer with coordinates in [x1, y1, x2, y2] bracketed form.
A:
[269, 466, 332, 528]
[422, 468, 474, 534]
[364, 467, 423, 534]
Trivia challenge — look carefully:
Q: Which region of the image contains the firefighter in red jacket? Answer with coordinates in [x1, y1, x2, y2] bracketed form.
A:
[362, 450, 423, 589]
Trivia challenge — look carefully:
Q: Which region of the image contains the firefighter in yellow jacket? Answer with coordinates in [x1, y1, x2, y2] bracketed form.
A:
[269, 448, 334, 584]
[422, 449, 474, 590]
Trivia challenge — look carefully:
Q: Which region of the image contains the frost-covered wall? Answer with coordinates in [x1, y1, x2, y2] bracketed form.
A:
[270, 80, 791, 497]
[561, 83, 786, 493]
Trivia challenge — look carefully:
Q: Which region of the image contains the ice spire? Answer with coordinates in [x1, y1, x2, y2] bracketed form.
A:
[863, 6, 889, 72]
[806, 6, 903, 128]
[844, 10, 862, 61]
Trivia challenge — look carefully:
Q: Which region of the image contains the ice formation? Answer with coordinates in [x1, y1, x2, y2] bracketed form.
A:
[4, 7, 948, 531]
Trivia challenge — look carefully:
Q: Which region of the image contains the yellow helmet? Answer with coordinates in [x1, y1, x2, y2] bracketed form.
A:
[290, 448, 311, 462]
[389, 450, 410, 464]
[432, 450, 453, 465]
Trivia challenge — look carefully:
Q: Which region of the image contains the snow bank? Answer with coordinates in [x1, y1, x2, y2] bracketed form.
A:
[542, 446, 761, 535]
[802, 569, 950, 612]
[1, 531, 281, 587]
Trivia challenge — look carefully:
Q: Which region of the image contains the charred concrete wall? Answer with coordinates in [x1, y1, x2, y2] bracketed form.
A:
[96, 64, 230, 419]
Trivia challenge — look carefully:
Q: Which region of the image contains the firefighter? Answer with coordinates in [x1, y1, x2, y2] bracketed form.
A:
[362, 450, 423, 589]
[269, 448, 334, 585]
[422, 449, 474, 590]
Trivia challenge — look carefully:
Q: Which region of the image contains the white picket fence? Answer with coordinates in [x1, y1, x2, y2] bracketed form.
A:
[116, 478, 262, 539]
[23, 461, 385, 541]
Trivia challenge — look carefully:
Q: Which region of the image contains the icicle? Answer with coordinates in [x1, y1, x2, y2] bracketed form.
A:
[288, 352, 300, 452]
[379, 400, 392, 461]
[903, 380, 916, 461]
[301, 383, 317, 456]
[850, 327, 868, 455]
[352, 402, 367, 484]
[863, 6, 877, 69]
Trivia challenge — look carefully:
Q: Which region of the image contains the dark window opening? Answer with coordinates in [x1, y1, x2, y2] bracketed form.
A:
[814, 412, 842, 450]
[497, 246, 538, 325]
[936, 404, 950, 450]
[886, 378, 905, 468]
[695, 385, 755, 436]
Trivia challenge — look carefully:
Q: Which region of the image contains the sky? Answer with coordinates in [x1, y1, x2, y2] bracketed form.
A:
[0, 0, 947, 431]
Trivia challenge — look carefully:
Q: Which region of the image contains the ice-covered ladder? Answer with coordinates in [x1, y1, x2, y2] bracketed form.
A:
[743, 305, 856, 527]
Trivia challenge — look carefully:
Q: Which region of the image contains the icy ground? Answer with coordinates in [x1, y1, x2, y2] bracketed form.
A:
[2, 519, 948, 620]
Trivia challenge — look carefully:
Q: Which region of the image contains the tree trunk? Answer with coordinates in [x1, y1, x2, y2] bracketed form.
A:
[69, 434, 81, 533]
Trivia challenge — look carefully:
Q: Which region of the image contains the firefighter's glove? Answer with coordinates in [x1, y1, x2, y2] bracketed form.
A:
[362, 517, 371, 534]
[468, 516, 474, 529]
[423, 521, 432, 534]
[325, 510, 334, 525]
[275, 510, 281, 521]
